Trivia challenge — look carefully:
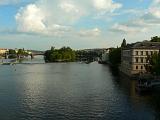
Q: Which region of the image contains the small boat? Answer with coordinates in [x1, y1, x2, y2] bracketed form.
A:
[135, 83, 152, 92]
[2, 63, 12, 65]
[135, 74, 153, 92]
[1, 59, 17, 65]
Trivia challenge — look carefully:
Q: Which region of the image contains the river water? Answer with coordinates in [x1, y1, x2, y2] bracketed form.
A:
[0, 57, 160, 120]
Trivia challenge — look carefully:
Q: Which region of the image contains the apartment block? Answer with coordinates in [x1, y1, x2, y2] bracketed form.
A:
[120, 41, 160, 76]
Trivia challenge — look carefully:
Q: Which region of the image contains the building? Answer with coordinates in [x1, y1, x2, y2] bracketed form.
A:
[0, 48, 8, 55]
[120, 41, 160, 76]
[100, 49, 110, 64]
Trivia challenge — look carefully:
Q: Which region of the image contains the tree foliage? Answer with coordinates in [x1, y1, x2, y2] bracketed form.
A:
[8, 49, 17, 59]
[151, 36, 160, 42]
[17, 49, 28, 56]
[9, 49, 16, 54]
[44, 46, 76, 62]
[76, 50, 100, 62]
[121, 38, 127, 47]
[145, 52, 160, 75]
[109, 47, 121, 67]
[8, 49, 28, 59]
[17, 49, 24, 55]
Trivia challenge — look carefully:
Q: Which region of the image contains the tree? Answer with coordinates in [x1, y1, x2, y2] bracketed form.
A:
[151, 36, 160, 42]
[145, 52, 160, 75]
[121, 38, 127, 47]
[44, 46, 76, 62]
[17, 49, 24, 55]
[51, 46, 55, 51]
[17, 49, 28, 58]
[109, 47, 121, 67]
[8, 49, 17, 59]
[9, 49, 16, 54]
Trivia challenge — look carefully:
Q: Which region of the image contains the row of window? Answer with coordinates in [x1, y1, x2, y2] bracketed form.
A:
[135, 57, 147, 63]
[135, 51, 158, 56]
[136, 65, 143, 70]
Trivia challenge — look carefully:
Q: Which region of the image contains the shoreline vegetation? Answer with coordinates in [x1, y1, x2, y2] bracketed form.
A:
[44, 47, 76, 63]
[0, 48, 30, 59]
[107, 39, 126, 68]
[44, 46, 101, 63]
[1, 36, 160, 77]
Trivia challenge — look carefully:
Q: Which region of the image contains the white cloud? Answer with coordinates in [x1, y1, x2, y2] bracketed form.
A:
[0, 0, 20, 5]
[15, 0, 86, 35]
[15, 4, 46, 33]
[15, 0, 114, 37]
[93, 0, 122, 12]
[136, 0, 160, 26]
[111, 0, 160, 34]
[149, 8, 160, 18]
[111, 23, 147, 34]
[15, 4, 72, 36]
[148, 0, 160, 18]
[15, 0, 122, 37]
[138, 0, 160, 26]
[154, 0, 160, 4]
[45, 24, 72, 37]
[78, 28, 101, 37]
[59, 2, 79, 13]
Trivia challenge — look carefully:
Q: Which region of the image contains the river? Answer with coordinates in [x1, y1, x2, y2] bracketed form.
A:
[0, 56, 160, 120]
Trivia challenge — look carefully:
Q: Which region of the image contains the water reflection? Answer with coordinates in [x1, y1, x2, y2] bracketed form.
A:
[0, 62, 160, 119]
[110, 67, 160, 120]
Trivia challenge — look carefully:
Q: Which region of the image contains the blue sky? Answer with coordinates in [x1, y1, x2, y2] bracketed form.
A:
[0, 0, 160, 50]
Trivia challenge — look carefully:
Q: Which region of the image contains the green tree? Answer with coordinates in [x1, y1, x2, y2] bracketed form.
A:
[17, 49, 24, 55]
[151, 36, 160, 42]
[51, 46, 55, 51]
[44, 46, 76, 62]
[121, 38, 127, 47]
[145, 52, 160, 75]
[17, 49, 29, 57]
[109, 47, 121, 67]
[9, 49, 16, 54]
[8, 49, 17, 59]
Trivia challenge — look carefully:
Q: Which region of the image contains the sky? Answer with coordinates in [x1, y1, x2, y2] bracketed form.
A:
[0, 0, 160, 50]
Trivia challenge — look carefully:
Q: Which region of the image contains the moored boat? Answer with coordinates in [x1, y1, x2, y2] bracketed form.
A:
[135, 83, 152, 92]
[135, 74, 153, 92]
[2, 62, 12, 65]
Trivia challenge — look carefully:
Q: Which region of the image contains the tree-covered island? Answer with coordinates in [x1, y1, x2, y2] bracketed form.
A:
[44, 46, 101, 63]
[44, 47, 76, 62]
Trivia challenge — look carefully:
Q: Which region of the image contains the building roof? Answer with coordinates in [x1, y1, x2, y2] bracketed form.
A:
[123, 41, 160, 50]
[0, 48, 8, 50]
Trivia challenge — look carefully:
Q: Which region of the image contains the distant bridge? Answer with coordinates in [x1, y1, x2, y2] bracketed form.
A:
[32, 53, 45, 56]
[31, 51, 45, 56]
[30, 51, 45, 59]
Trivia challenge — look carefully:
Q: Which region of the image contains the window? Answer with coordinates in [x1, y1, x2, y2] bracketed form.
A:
[135, 58, 138, 63]
[136, 66, 138, 70]
[151, 51, 153, 55]
[146, 51, 148, 56]
[141, 51, 143, 55]
[141, 58, 143, 63]
[141, 66, 143, 70]
[135, 51, 138, 55]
